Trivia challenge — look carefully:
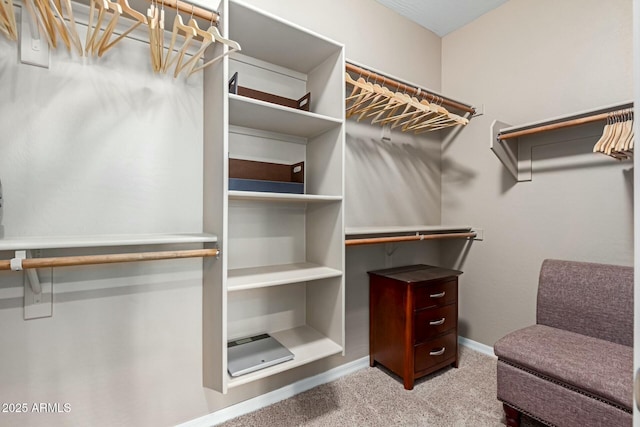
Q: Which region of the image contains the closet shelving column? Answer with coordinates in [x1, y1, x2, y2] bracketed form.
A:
[203, 0, 345, 393]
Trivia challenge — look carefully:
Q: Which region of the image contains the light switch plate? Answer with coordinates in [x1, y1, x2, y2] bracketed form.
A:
[20, 7, 50, 68]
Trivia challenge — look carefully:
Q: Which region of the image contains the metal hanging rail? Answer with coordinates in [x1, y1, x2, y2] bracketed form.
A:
[346, 62, 475, 115]
[345, 232, 476, 247]
[0, 248, 219, 271]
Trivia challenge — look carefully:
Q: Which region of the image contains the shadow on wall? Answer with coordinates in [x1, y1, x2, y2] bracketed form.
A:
[440, 239, 475, 272]
[346, 124, 442, 225]
[497, 125, 632, 194]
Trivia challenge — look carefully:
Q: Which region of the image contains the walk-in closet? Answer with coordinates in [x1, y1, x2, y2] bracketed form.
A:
[0, 0, 635, 426]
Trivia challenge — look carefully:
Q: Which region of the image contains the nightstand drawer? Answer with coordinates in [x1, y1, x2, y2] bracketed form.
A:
[414, 332, 457, 373]
[414, 304, 457, 343]
[414, 280, 457, 310]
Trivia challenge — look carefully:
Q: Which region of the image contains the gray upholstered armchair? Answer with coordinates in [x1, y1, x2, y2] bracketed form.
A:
[494, 259, 633, 426]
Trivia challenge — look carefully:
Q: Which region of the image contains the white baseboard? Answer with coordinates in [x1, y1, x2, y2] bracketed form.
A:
[178, 356, 370, 427]
[458, 336, 496, 358]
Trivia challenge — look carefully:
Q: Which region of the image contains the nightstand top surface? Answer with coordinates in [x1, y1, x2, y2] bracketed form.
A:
[367, 264, 463, 283]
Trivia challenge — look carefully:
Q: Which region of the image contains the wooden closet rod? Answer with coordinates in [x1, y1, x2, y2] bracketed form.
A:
[345, 232, 476, 247]
[498, 112, 614, 141]
[0, 248, 219, 271]
[145, 0, 219, 23]
[346, 62, 475, 115]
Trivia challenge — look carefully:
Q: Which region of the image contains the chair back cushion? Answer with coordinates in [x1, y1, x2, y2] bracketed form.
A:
[537, 259, 633, 347]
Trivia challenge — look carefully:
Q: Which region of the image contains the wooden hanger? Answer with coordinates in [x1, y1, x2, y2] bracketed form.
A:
[147, 3, 163, 71]
[612, 111, 631, 155]
[593, 113, 613, 153]
[90, 0, 122, 56]
[0, 0, 18, 40]
[43, 0, 83, 55]
[187, 23, 241, 75]
[58, 0, 83, 55]
[403, 96, 453, 132]
[355, 80, 398, 121]
[163, 13, 196, 73]
[96, 0, 147, 56]
[175, 16, 213, 77]
[27, 0, 58, 48]
[398, 96, 438, 131]
[352, 81, 388, 120]
[603, 112, 623, 156]
[369, 88, 413, 125]
[85, 0, 110, 55]
[346, 78, 375, 118]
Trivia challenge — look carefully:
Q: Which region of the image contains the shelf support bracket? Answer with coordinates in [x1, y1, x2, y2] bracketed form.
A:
[12, 250, 53, 320]
[490, 120, 532, 182]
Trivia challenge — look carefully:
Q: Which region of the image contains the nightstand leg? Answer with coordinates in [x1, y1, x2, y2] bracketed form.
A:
[403, 377, 414, 390]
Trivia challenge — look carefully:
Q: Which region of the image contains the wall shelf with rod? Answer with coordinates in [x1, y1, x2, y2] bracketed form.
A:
[345, 225, 477, 246]
[0, 233, 218, 251]
[345, 61, 475, 135]
[0, 233, 219, 320]
[491, 100, 634, 182]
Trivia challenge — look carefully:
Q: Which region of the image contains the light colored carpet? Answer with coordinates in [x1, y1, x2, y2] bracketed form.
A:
[221, 347, 544, 427]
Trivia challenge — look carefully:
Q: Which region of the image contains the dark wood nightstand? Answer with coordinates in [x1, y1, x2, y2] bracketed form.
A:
[368, 264, 463, 390]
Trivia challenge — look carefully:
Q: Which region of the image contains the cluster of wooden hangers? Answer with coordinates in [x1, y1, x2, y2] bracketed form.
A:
[5, 0, 239, 77]
[593, 109, 634, 159]
[0, 0, 17, 41]
[345, 72, 469, 134]
[146, 1, 240, 77]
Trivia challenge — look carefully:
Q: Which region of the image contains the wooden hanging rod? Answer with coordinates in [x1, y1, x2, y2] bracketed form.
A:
[498, 103, 634, 141]
[145, 0, 219, 23]
[0, 248, 219, 271]
[346, 62, 475, 115]
[345, 232, 476, 247]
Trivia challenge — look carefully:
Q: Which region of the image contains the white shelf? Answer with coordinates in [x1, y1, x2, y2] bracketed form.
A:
[228, 262, 342, 292]
[345, 225, 473, 236]
[0, 233, 218, 251]
[229, 95, 342, 138]
[229, 0, 342, 74]
[227, 325, 343, 388]
[229, 191, 342, 203]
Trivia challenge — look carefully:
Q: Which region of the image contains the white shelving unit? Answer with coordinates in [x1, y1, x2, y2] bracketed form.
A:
[203, 0, 345, 394]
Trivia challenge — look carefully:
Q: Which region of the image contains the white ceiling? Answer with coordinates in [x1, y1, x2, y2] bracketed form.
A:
[375, 0, 509, 37]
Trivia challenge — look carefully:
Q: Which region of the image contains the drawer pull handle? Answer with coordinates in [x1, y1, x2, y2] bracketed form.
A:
[430, 291, 446, 298]
[429, 347, 446, 356]
[429, 318, 446, 326]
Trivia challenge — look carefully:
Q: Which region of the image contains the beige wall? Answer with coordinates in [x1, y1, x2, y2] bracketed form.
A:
[0, 1, 444, 426]
[241, 0, 442, 91]
[441, 0, 633, 346]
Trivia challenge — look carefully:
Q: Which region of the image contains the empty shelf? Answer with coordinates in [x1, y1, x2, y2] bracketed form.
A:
[228, 263, 342, 291]
[229, 94, 342, 138]
[229, 191, 342, 203]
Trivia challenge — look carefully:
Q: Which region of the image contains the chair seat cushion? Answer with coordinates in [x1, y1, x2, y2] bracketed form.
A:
[494, 324, 632, 410]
